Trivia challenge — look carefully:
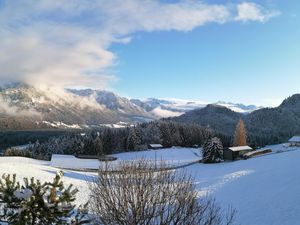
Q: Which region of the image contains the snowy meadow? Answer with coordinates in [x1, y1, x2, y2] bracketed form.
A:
[1, 144, 299, 225]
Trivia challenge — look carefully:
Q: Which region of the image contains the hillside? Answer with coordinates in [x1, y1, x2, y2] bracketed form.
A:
[191, 145, 300, 225]
[68, 89, 150, 118]
[170, 94, 300, 146]
[1, 144, 300, 225]
[170, 104, 243, 134]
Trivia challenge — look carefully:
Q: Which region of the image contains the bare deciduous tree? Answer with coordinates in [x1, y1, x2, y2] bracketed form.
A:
[89, 160, 236, 225]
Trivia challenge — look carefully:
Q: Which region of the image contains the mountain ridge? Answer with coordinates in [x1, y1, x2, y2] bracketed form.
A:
[0, 83, 268, 130]
[168, 94, 300, 146]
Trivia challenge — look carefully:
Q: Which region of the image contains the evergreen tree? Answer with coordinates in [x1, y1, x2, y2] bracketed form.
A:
[126, 127, 141, 151]
[202, 137, 223, 163]
[0, 172, 90, 224]
[93, 136, 104, 156]
[233, 119, 247, 146]
[102, 129, 113, 154]
[160, 122, 173, 147]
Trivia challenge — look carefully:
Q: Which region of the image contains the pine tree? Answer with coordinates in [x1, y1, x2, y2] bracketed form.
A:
[160, 122, 173, 147]
[93, 136, 104, 156]
[233, 119, 247, 146]
[126, 127, 141, 151]
[102, 129, 113, 154]
[202, 137, 223, 163]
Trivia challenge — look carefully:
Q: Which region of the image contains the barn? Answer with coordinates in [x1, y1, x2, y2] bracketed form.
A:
[223, 146, 253, 161]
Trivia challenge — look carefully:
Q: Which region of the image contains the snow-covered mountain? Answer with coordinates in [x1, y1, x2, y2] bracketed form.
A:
[0, 83, 262, 130]
[214, 101, 262, 113]
[130, 98, 261, 118]
[68, 89, 149, 116]
[0, 84, 154, 130]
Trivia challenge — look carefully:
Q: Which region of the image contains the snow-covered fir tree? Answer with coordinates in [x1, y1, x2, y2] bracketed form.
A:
[0, 171, 90, 224]
[202, 137, 223, 163]
[126, 127, 141, 151]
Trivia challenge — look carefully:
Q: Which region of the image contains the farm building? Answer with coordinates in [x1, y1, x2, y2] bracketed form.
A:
[223, 146, 253, 161]
[148, 144, 163, 150]
[288, 136, 300, 146]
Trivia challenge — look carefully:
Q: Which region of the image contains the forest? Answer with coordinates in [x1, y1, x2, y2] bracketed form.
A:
[4, 121, 232, 160]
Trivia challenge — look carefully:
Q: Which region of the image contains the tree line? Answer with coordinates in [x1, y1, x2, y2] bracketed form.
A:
[5, 121, 232, 160]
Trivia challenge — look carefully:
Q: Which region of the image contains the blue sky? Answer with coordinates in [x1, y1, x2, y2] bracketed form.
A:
[111, 1, 300, 106]
[0, 0, 299, 106]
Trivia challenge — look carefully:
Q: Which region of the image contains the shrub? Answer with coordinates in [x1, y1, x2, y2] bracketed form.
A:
[4, 148, 34, 158]
[89, 160, 235, 225]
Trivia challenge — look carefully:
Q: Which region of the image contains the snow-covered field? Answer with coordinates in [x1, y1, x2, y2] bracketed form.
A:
[1, 144, 300, 224]
[51, 147, 201, 170]
[0, 157, 96, 205]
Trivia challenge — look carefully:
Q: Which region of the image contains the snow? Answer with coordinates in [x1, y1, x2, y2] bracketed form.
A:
[51, 147, 201, 170]
[243, 148, 272, 158]
[228, 146, 253, 152]
[148, 144, 163, 148]
[11, 144, 30, 151]
[51, 155, 101, 170]
[143, 98, 260, 118]
[42, 121, 82, 129]
[216, 103, 248, 113]
[113, 147, 200, 166]
[102, 123, 129, 128]
[2, 144, 300, 224]
[190, 145, 300, 225]
[0, 157, 96, 205]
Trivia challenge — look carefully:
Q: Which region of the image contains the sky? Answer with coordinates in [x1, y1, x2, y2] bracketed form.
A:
[0, 0, 299, 106]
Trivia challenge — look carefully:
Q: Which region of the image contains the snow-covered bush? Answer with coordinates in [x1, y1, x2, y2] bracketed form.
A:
[202, 137, 224, 163]
[0, 171, 90, 224]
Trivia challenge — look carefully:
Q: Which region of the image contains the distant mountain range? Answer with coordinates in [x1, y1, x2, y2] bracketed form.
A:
[0, 84, 153, 130]
[2, 82, 299, 146]
[0, 83, 263, 130]
[130, 98, 261, 118]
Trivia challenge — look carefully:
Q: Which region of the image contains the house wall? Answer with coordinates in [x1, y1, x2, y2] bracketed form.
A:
[223, 149, 233, 161]
[224, 149, 252, 161]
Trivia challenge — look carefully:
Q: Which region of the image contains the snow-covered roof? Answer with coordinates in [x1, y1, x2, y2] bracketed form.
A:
[149, 144, 163, 148]
[289, 136, 300, 142]
[228, 146, 253, 152]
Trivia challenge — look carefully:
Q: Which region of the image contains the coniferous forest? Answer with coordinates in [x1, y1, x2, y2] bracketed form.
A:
[4, 121, 231, 160]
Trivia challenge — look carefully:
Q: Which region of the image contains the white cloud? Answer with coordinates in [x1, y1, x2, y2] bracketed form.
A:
[150, 107, 184, 118]
[0, 0, 280, 89]
[235, 2, 280, 23]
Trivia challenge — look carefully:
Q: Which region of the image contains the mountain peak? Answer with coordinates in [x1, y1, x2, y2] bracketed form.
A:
[279, 94, 300, 108]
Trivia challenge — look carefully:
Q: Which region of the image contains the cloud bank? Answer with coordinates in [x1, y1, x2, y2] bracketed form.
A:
[0, 0, 280, 89]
